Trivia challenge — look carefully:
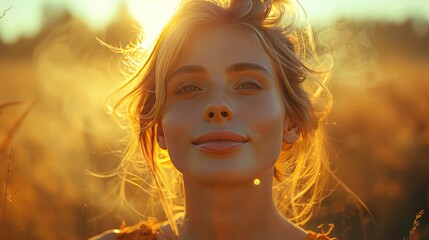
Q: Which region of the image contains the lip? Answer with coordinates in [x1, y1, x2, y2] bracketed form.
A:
[192, 131, 249, 153]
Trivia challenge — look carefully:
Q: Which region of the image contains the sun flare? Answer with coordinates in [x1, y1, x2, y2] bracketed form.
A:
[126, 0, 179, 47]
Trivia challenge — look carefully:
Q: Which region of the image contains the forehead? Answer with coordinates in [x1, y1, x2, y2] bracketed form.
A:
[173, 25, 274, 73]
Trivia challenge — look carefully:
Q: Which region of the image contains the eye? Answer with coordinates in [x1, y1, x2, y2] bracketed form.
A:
[175, 84, 202, 94]
[235, 79, 264, 90]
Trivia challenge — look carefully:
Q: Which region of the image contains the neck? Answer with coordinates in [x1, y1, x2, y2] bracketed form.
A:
[176, 167, 303, 240]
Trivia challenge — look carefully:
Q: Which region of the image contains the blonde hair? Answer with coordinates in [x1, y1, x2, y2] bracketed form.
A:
[107, 0, 334, 236]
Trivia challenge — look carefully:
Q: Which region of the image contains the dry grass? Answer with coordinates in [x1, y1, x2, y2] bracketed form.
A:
[1, 101, 34, 239]
[0, 6, 13, 20]
[405, 210, 425, 240]
[0, 101, 36, 152]
[2, 149, 13, 238]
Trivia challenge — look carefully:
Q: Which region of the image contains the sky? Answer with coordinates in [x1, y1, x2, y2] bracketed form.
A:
[0, 0, 428, 44]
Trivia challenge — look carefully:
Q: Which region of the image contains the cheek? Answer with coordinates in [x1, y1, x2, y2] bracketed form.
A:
[242, 95, 285, 160]
[162, 100, 200, 141]
[241, 93, 285, 129]
[161, 102, 200, 168]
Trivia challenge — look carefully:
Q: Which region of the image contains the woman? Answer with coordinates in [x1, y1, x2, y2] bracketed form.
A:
[93, 0, 336, 239]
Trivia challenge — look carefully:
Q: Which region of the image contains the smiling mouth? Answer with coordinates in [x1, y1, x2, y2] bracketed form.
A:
[192, 131, 249, 153]
[194, 140, 247, 153]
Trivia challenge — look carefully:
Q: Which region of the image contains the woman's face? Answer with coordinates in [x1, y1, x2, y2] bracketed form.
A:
[159, 25, 288, 184]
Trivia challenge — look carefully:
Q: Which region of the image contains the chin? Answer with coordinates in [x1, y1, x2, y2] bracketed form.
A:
[181, 160, 275, 186]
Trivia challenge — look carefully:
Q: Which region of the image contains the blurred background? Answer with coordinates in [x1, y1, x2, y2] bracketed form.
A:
[0, 0, 428, 239]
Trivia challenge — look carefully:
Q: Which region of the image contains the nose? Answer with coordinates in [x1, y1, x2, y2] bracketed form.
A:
[204, 99, 234, 122]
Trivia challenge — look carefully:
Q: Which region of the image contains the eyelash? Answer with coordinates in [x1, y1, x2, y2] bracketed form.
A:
[234, 79, 264, 90]
[173, 79, 263, 95]
[174, 84, 202, 94]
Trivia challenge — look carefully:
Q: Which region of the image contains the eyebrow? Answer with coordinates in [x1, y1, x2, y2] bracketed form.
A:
[226, 62, 273, 79]
[168, 62, 272, 79]
[169, 65, 206, 79]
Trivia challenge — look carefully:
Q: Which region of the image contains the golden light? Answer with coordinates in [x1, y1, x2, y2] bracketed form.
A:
[253, 178, 261, 186]
[126, 0, 179, 48]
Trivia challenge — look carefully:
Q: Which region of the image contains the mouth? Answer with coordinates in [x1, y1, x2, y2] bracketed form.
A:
[192, 131, 249, 153]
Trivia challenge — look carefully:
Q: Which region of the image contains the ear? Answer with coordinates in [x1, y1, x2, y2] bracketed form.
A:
[283, 117, 299, 144]
[156, 123, 167, 150]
